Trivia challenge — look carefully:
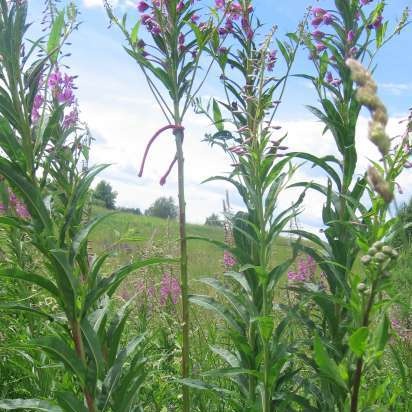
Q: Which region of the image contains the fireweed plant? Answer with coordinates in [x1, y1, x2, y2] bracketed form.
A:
[0, 2, 171, 411]
[187, 2, 309, 410]
[286, 1, 410, 410]
[104, 1, 220, 410]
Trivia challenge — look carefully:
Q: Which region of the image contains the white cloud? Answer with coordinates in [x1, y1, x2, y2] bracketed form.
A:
[82, 0, 134, 8]
[380, 82, 412, 96]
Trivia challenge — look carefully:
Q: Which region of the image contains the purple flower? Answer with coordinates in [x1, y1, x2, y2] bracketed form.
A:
[0, 203, 6, 214]
[141, 14, 151, 25]
[311, 16, 324, 27]
[159, 272, 181, 305]
[288, 256, 317, 283]
[215, 0, 225, 9]
[176, 0, 184, 12]
[218, 27, 227, 36]
[373, 14, 383, 28]
[267, 50, 277, 71]
[312, 7, 326, 17]
[322, 13, 334, 25]
[57, 87, 75, 105]
[225, 17, 234, 32]
[326, 71, 333, 83]
[316, 42, 327, 52]
[63, 109, 78, 129]
[223, 250, 236, 267]
[312, 30, 325, 39]
[48, 70, 62, 88]
[137, 1, 149, 12]
[15, 202, 30, 219]
[360, 0, 373, 5]
[347, 30, 355, 43]
[31, 93, 44, 123]
[191, 13, 200, 23]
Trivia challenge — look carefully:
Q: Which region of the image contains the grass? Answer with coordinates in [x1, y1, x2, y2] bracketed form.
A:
[90, 206, 295, 283]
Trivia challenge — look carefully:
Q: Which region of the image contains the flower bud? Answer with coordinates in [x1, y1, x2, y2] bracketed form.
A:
[361, 255, 372, 265]
[374, 252, 387, 263]
[372, 241, 384, 250]
[367, 166, 394, 203]
[368, 246, 378, 256]
[357, 283, 367, 293]
[381, 245, 393, 255]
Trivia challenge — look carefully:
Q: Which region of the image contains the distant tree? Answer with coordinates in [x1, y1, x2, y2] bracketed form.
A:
[118, 207, 142, 216]
[145, 196, 178, 219]
[205, 213, 223, 227]
[93, 180, 117, 209]
[392, 197, 412, 249]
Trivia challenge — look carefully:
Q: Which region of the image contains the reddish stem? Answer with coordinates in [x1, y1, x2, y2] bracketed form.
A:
[138, 124, 184, 177]
[160, 155, 177, 185]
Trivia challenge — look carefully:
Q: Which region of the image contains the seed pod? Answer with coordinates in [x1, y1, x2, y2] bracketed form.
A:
[361, 255, 372, 265]
[372, 241, 384, 250]
[381, 245, 393, 255]
[368, 246, 378, 256]
[374, 252, 387, 263]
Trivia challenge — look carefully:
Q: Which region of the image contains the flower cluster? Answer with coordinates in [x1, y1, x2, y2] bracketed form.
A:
[361, 241, 398, 266]
[346, 58, 390, 155]
[159, 272, 181, 305]
[215, 0, 254, 40]
[288, 255, 317, 283]
[0, 189, 30, 219]
[32, 69, 78, 129]
[136, 0, 206, 60]
[223, 250, 236, 268]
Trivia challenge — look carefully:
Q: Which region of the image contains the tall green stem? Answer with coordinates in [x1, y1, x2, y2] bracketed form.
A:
[174, 124, 190, 412]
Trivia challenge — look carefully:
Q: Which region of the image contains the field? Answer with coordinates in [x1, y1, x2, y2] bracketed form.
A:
[0, 1, 411, 411]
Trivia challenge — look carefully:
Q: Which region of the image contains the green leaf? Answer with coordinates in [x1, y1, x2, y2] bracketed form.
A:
[71, 212, 115, 260]
[33, 336, 86, 384]
[189, 294, 242, 333]
[349, 327, 369, 357]
[252, 315, 274, 342]
[0, 399, 62, 411]
[314, 335, 347, 389]
[47, 11, 65, 63]
[0, 266, 60, 299]
[374, 314, 389, 352]
[55, 393, 87, 412]
[0, 303, 55, 321]
[81, 317, 105, 381]
[212, 99, 224, 131]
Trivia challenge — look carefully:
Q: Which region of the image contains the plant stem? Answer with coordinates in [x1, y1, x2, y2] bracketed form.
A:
[175, 125, 190, 412]
[72, 320, 97, 412]
[350, 284, 376, 412]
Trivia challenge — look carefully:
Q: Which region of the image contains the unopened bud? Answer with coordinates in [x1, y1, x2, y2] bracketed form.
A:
[357, 283, 367, 293]
[374, 252, 387, 263]
[361, 255, 372, 265]
[381, 245, 393, 255]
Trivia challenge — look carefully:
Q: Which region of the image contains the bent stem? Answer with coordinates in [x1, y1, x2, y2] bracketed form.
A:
[175, 126, 190, 412]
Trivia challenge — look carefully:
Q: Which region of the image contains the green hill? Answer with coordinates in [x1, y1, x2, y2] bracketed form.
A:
[89, 207, 293, 283]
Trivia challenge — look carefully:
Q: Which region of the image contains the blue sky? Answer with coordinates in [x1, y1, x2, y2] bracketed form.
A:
[27, 0, 412, 230]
